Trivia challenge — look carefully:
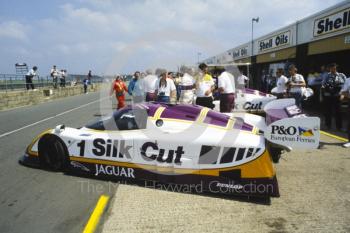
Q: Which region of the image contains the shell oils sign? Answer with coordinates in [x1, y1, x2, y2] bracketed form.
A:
[314, 8, 350, 37]
[258, 31, 291, 53]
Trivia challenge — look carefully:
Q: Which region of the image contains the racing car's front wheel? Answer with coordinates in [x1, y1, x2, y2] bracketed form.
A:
[38, 134, 69, 171]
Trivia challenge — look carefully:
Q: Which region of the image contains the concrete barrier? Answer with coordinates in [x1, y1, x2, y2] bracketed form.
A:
[0, 84, 102, 111]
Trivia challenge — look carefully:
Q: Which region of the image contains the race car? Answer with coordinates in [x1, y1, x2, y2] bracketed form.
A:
[213, 88, 277, 113]
[20, 100, 320, 198]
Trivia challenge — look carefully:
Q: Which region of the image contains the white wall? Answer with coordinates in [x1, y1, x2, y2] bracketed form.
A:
[203, 1, 350, 64]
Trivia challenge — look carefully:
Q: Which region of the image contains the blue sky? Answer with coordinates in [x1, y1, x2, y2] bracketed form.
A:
[0, 0, 344, 75]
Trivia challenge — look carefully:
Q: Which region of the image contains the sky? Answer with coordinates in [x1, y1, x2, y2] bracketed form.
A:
[0, 0, 344, 75]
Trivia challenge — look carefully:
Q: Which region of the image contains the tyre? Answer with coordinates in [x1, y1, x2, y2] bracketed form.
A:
[38, 134, 69, 171]
[269, 147, 282, 163]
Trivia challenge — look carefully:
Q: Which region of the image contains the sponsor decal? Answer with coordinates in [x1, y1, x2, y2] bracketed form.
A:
[298, 127, 314, 137]
[215, 182, 243, 190]
[209, 181, 275, 194]
[92, 139, 132, 158]
[243, 101, 263, 111]
[77, 139, 132, 158]
[70, 161, 90, 172]
[141, 142, 184, 164]
[270, 125, 316, 143]
[314, 8, 350, 37]
[94, 164, 135, 178]
[259, 31, 290, 52]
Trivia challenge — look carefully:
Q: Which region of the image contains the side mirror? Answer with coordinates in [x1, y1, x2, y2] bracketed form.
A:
[54, 124, 65, 133]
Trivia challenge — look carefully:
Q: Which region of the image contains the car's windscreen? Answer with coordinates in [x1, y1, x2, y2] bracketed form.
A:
[85, 108, 148, 131]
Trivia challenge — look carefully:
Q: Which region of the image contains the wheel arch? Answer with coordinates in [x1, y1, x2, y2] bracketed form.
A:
[38, 133, 70, 170]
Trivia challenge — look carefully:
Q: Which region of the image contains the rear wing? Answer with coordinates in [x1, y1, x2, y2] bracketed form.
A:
[263, 99, 320, 149]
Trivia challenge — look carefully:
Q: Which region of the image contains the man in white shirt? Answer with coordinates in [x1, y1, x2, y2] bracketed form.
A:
[143, 69, 158, 102]
[50, 65, 59, 89]
[274, 68, 288, 99]
[340, 77, 350, 148]
[237, 69, 249, 89]
[218, 70, 235, 112]
[179, 66, 195, 104]
[25, 66, 38, 90]
[287, 65, 306, 109]
[155, 71, 176, 103]
[60, 69, 66, 88]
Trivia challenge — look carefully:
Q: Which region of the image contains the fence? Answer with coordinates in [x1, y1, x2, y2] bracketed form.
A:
[0, 74, 103, 92]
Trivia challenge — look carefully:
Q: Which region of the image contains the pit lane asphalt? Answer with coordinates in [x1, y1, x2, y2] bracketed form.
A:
[0, 91, 116, 233]
[1, 92, 348, 233]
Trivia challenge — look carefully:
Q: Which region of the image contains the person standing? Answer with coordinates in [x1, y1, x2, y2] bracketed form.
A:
[274, 68, 288, 99]
[167, 72, 177, 103]
[25, 66, 38, 90]
[178, 66, 195, 104]
[87, 70, 92, 82]
[128, 71, 144, 103]
[83, 77, 89, 94]
[218, 70, 235, 112]
[155, 71, 176, 103]
[195, 63, 215, 109]
[143, 69, 158, 102]
[287, 65, 306, 109]
[340, 77, 350, 148]
[237, 69, 249, 89]
[50, 65, 58, 89]
[60, 69, 66, 87]
[321, 63, 346, 130]
[110, 75, 128, 109]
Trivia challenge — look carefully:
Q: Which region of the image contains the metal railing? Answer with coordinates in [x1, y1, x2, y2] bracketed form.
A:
[0, 74, 103, 92]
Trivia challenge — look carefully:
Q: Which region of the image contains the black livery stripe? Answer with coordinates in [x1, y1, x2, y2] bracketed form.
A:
[220, 147, 236, 164]
[219, 147, 260, 164]
[235, 148, 246, 161]
[246, 148, 255, 158]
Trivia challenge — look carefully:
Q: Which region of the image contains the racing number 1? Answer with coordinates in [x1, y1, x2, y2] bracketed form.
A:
[77, 140, 85, 156]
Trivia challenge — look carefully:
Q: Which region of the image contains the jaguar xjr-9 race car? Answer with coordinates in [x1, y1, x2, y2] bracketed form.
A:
[20, 100, 320, 198]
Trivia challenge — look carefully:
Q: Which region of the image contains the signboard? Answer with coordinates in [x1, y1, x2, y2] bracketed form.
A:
[265, 117, 320, 149]
[313, 7, 350, 37]
[345, 35, 350, 44]
[258, 31, 291, 53]
[232, 46, 248, 59]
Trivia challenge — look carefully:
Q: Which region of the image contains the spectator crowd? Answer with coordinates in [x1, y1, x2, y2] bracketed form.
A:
[24, 65, 94, 91]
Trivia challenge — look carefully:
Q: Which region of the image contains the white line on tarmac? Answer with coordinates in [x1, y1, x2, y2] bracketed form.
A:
[0, 97, 107, 139]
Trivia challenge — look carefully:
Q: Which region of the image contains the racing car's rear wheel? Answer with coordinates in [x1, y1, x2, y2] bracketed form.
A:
[38, 134, 69, 171]
[270, 147, 282, 163]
